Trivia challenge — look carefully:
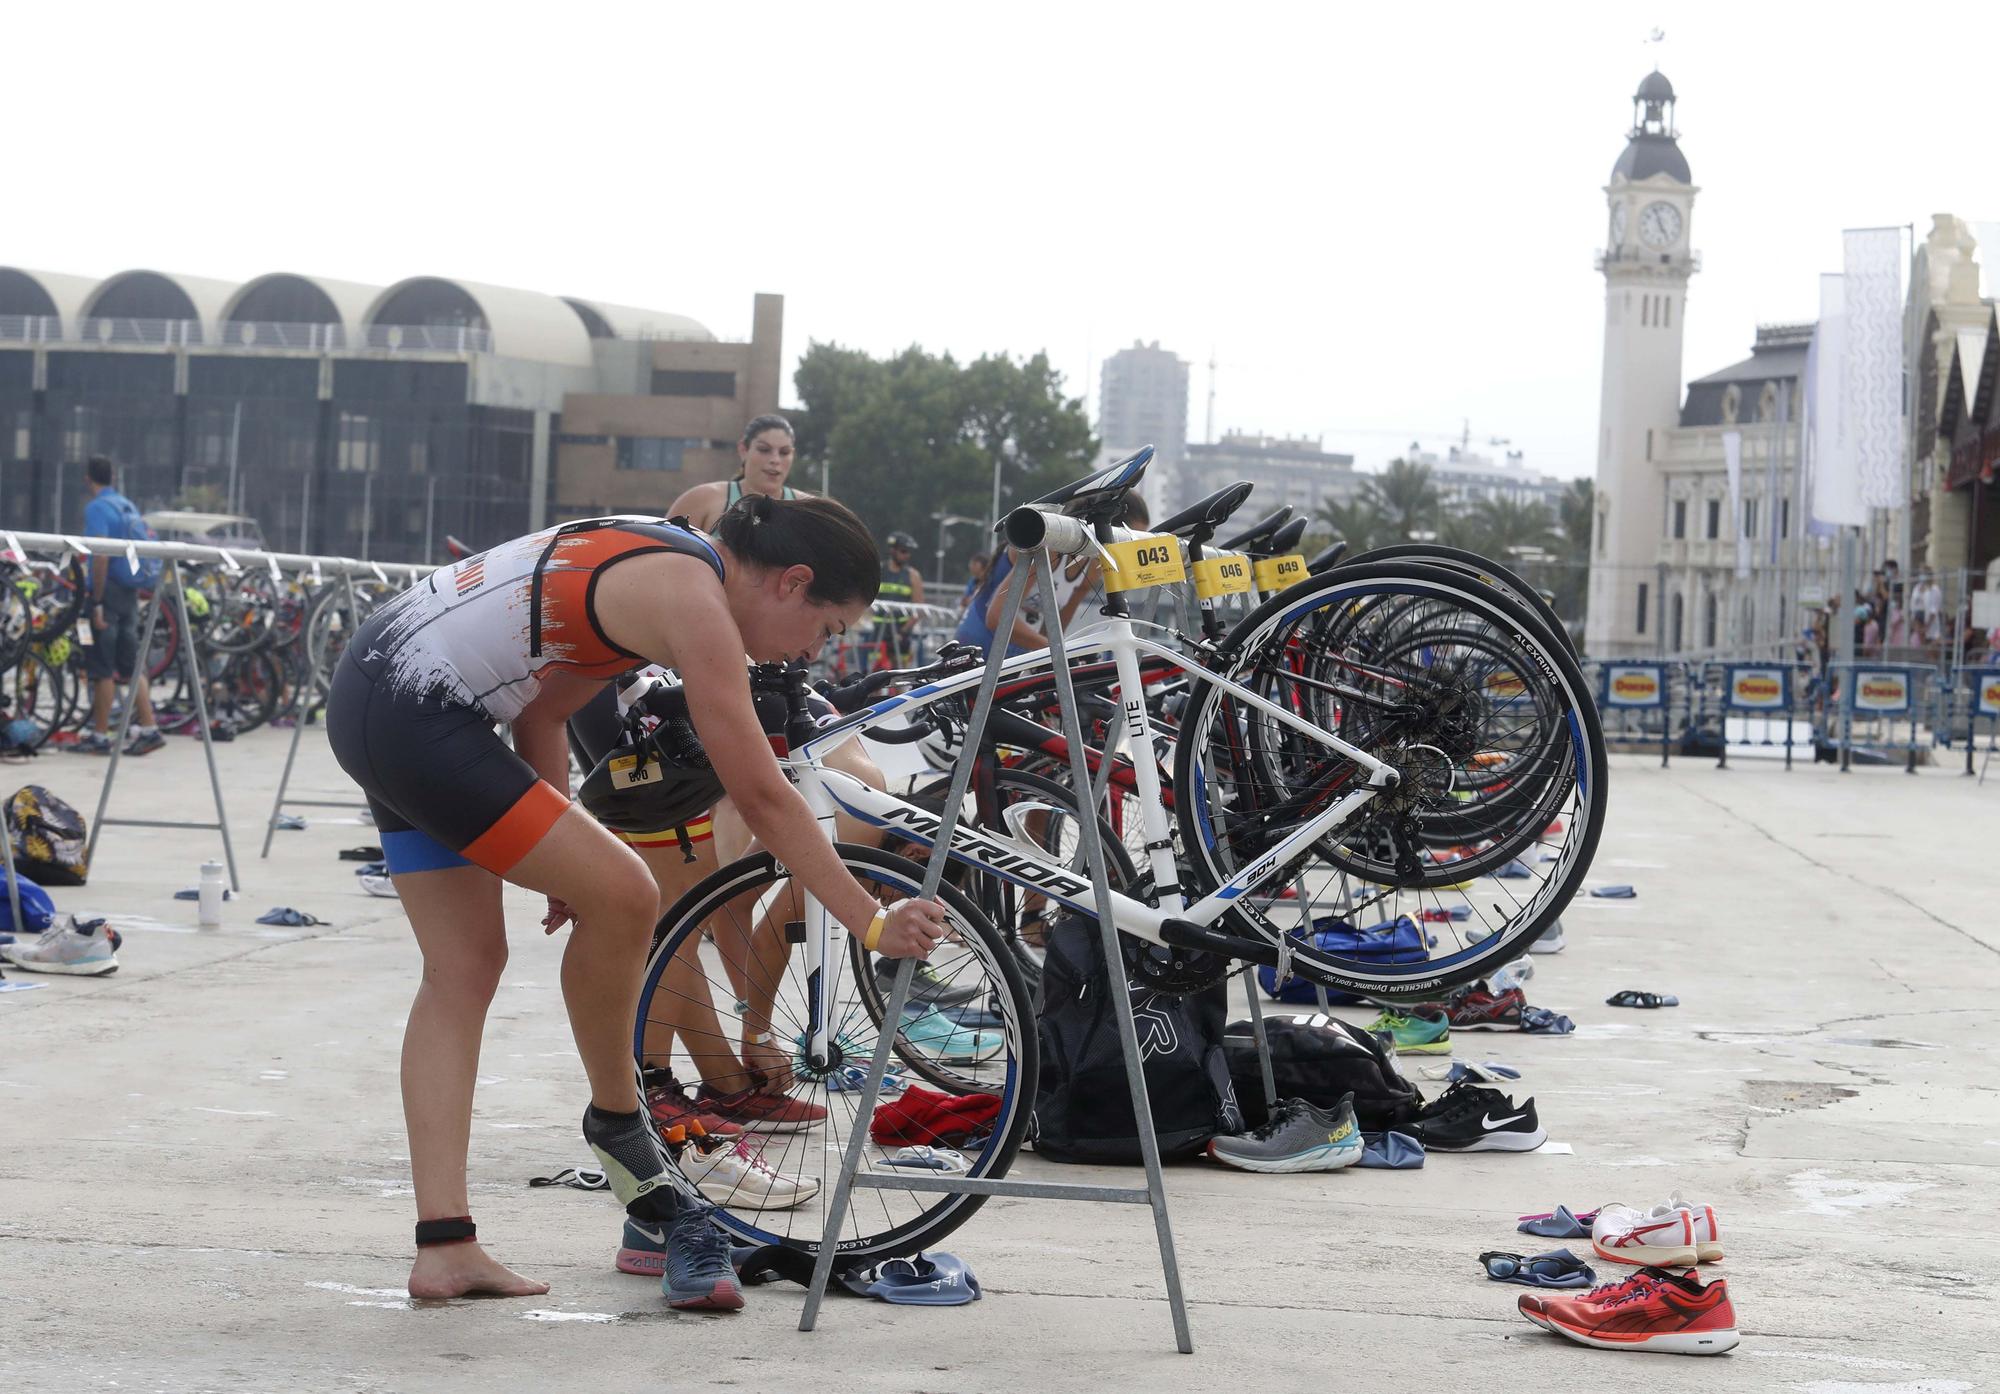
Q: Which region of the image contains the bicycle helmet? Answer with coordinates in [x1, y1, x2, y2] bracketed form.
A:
[886, 531, 917, 552]
[577, 673, 789, 833]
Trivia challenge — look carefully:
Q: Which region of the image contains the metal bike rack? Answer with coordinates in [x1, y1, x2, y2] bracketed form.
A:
[802, 545, 1195, 1353]
[261, 569, 376, 857]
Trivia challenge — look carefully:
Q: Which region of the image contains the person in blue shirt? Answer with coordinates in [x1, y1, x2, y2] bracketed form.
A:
[74, 456, 163, 757]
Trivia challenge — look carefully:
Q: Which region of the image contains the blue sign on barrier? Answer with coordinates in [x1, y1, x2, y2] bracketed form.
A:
[1722, 665, 1791, 711]
[1849, 667, 1915, 716]
[1602, 663, 1667, 710]
[1968, 667, 2000, 720]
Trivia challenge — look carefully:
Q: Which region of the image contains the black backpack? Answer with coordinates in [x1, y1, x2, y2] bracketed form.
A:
[1034, 914, 1243, 1165]
[6, 784, 90, 887]
[1223, 1013, 1418, 1133]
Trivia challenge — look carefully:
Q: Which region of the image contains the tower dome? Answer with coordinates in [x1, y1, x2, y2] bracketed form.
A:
[1612, 69, 1690, 183]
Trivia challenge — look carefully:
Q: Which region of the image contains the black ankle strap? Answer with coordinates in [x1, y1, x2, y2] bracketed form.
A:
[415, 1216, 476, 1248]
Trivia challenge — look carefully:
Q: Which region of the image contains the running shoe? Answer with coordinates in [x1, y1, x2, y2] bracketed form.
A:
[357, 873, 398, 899]
[645, 1078, 742, 1139]
[694, 1083, 827, 1134]
[1364, 1008, 1452, 1056]
[122, 729, 165, 757]
[900, 1005, 1004, 1063]
[679, 1135, 821, 1211]
[873, 956, 983, 1007]
[66, 731, 112, 756]
[1518, 1266, 1673, 1330]
[1410, 1081, 1545, 1152]
[1534, 1268, 1739, 1354]
[1593, 1197, 1723, 1266]
[1207, 1095, 1363, 1173]
[661, 1204, 745, 1311]
[1, 916, 118, 976]
[1529, 919, 1567, 954]
[1442, 983, 1527, 1031]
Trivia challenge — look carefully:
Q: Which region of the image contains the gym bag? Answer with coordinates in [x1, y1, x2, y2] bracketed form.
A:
[1034, 912, 1243, 1165]
[1258, 914, 1434, 1006]
[1, 868, 56, 935]
[6, 784, 90, 887]
[1224, 1012, 1418, 1133]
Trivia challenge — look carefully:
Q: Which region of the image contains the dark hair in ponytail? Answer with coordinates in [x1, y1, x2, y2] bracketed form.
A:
[715, 494, 881, 606]
[739, 413, 794, 450]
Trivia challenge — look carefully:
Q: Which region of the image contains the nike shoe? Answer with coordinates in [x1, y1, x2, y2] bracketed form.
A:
[1535, 1268, 1739, 1354]
[645, 1078, 743, 1139]
[614, 1202, 745, 1311]
[679, 1134, 821, 1211]
[1364, 1008, 1452, 1056]
[1, 915, 118, 976]
[1518, 1266, 1674, 1330]
[694, 1083, 828, 1134]
[1593, 1197, 1723, 1266]
[1410, 1081, 1545, 1152]
[1207, 1095, 1363, 1173]
[873, 956, 982, 1008]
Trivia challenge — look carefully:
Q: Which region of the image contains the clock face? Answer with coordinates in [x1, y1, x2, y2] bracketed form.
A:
[1610, 203, 1628, 244]
[1639, 201, 1683, 248]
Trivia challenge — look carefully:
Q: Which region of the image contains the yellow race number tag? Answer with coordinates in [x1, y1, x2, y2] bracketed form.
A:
[608, 753, 658, 789]
[1253, 553, 1308, 592]
[1102, 534, 1186, 592]
[1192, 553, 1254, 599]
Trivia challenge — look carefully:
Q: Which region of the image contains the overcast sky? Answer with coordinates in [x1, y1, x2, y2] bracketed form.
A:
[10, 2, 2000, 480]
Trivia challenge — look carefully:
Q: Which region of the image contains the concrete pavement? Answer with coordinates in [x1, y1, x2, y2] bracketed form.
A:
[2, 728, 1996, 1392]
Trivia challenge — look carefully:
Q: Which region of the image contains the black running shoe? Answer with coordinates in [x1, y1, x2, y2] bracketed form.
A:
[1411, 1084, 1545, 1152]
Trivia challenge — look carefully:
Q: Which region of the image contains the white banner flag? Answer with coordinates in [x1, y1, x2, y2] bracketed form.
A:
[1723, 430, 1750, 578]
[1811, 274, 1866, 528]
[1843, 227, 1904, 510]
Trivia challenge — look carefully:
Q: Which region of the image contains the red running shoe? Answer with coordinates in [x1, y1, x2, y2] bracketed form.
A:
[646, 1081, 743, 1139]
[1536, 1268, 1739, 1354]
[1518, 1266, 1674, 1331]
[1416, 983, 1526, 1031]
[694, 1083, 828, 1133]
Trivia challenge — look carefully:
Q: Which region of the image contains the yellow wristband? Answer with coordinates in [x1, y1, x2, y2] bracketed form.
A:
[862, 911, 886, 953]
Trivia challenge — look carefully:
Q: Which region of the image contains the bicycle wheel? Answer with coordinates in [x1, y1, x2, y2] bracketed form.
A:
[634, 844, 1035, 1259]
[1347, 543, 1576, 656]
[1172, 562, 1606, 1000]
[9, 648, 66, 750]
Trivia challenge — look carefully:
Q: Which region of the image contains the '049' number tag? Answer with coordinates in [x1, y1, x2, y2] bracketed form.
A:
[1102, 534, 1186, 592]
[1253, 553, 1307, 592]
[1192, 553, 1254, 599]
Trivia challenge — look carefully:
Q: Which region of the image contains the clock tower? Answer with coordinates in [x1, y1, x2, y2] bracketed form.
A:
[1586, 70, 1698, 656]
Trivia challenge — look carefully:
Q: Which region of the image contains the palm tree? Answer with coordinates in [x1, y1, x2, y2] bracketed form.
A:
[1313, 493, 1383, 556]
[1367, 458, 1440, 542]
[1551, 478, 1594, 634]
[1464, 495, 1558, 560]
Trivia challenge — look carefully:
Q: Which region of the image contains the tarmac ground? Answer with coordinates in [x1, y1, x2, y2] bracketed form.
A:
[2, 729, 1997, 1393]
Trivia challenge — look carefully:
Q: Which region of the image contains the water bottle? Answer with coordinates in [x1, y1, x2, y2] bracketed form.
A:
[1489, 957, 1534, 994]
[198, 860, 225, 928]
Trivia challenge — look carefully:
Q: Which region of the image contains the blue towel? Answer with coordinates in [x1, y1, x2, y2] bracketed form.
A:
[1355, 1131, 1425, 1169]
[1590, 884, 1637, 899]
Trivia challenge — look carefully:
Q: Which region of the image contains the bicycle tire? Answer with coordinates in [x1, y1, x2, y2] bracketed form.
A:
[1172, 561, 1607, 1000]
[634, 843, 1035, 1260]
[1344, 542, 1577, 656]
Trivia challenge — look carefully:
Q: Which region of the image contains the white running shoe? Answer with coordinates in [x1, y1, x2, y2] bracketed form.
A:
[1, 915, 119, 976]
[680, 1136, 821, 1211]
[1593, 1196, 1723, 1266]
[1529, 920, 1567, 954]
[358, 873, 399, 899]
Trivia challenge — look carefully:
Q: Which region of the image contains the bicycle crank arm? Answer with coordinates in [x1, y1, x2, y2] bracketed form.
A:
[1158, 918, 1281, 968]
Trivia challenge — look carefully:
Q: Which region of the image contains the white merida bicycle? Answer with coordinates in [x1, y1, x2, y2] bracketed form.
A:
[629, 452, 1605, 1261]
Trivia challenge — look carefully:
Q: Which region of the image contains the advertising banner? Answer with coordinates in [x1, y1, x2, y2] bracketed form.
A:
[1602, 664, 1667, 710]
[1851, 669, 1912, 715]
[1970, 668, 2000, 719]
[1724, 666, 1789, 711]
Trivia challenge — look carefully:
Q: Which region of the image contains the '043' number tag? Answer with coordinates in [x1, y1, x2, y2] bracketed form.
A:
[1102, 534, 1185, 592]
[608, 753, 658, 789]
[1192, 553, 1254, 599]
[1253, 553, 1307, 592]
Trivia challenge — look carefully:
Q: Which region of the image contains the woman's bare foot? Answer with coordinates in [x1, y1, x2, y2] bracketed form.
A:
[408, 1242, 549, 1300]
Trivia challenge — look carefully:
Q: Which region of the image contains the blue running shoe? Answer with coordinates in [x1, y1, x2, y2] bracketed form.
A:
[662, 1204, 744, 1312]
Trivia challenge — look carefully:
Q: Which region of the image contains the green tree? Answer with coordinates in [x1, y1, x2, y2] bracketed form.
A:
[1453, 494, 1557, 560]
[1550, 477, 1594, 631]
[790, 342, 1096, 577]
[1312, 493, 1384, 556]
[1366, 458, 1440, 542]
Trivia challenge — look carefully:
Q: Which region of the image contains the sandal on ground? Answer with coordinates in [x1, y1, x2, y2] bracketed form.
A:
[1605, 990, 1679, 1008]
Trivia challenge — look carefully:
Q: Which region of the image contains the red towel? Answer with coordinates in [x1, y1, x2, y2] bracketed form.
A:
[869, 1085, 1003, 1146]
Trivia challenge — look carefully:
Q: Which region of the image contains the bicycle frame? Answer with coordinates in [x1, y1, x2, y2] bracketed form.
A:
[774, 610, 1403, 1065]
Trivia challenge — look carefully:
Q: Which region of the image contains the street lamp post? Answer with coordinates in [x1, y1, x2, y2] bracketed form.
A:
[932, 512, 983, 586]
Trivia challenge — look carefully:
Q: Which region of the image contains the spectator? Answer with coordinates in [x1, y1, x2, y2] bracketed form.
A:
[1912, 569, 1944, 646]
[958, 552, 988, 616]
[71, 458, 165, 757]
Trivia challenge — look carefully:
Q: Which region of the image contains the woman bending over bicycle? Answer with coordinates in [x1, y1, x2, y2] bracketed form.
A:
[328, 494, 945, 1309]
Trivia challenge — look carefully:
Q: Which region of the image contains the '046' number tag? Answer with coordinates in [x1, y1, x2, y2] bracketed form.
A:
[1102, 534, 1186, 592]
[1192, 553, 1253, 599]
[1253, 553, 1307, 592]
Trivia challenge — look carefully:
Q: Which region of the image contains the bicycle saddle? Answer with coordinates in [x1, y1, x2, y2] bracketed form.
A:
[1218, 506, 1294, 555]
[1307, 539, 1349, 573]
[1156, 481, 1256, 547]
[1263, 516, 1309, 557]
[1017, 446, 1151, 524]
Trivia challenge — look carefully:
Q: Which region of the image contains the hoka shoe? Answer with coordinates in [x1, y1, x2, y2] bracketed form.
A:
[694, 1083, 827, 1134]
[1410, 1080, 1545, 1152]
[645, 1078, 743, 1139]
[661, 1203, 745, 1311]
[1, 915, 118, 976]
[680, 1135, 821, 1211]
[1365, 1008, 1452, 1056]
[1207, 1095, 1363, 1173]
[873, 956, 982, 1007]
[1537, 1268, 1738, 1354]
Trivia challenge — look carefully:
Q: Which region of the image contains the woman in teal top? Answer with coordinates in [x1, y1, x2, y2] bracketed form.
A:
[669, 415, 806, 530]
